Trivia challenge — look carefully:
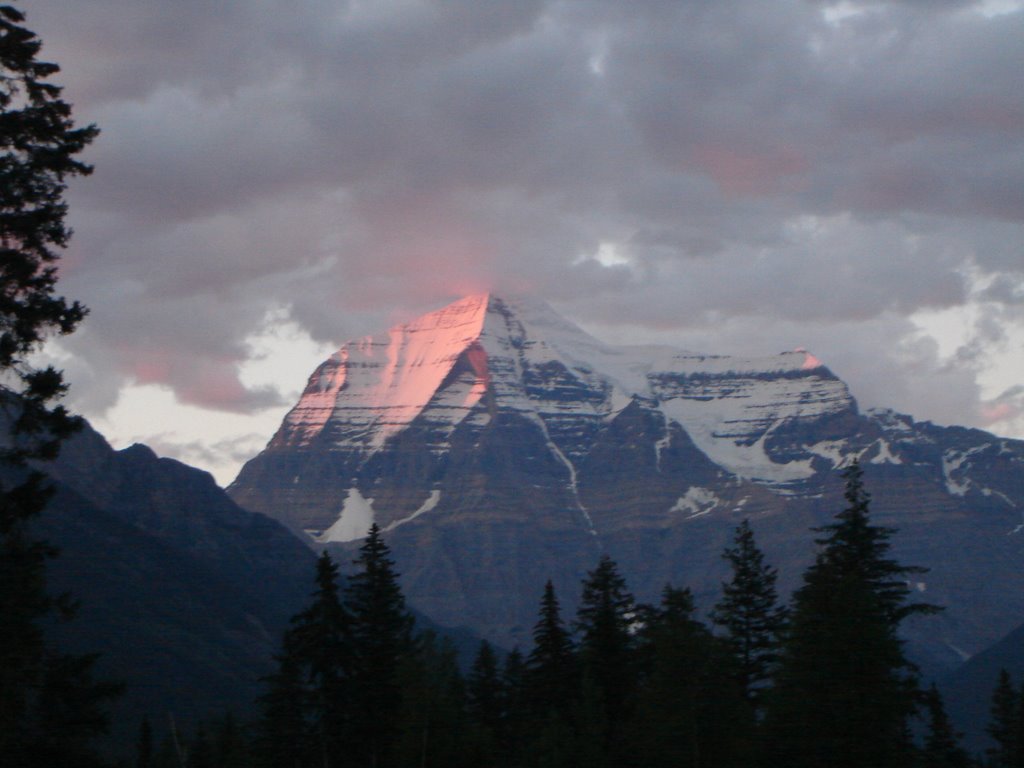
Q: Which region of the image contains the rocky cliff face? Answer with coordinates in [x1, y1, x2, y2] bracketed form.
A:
[229, 294, 1024, 671]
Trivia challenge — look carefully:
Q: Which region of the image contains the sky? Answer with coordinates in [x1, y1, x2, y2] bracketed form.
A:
[22, 0, 1024, 487]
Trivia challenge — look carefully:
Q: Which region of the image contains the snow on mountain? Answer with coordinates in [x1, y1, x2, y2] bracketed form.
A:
[229, 294, 1024, 668]
[267, 292, 853, 495]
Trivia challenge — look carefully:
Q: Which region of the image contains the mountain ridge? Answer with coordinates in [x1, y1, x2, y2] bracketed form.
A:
[229, 294, 1024, 669]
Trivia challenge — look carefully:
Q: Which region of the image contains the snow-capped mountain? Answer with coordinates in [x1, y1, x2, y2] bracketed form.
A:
[229, 293, 1024, 671]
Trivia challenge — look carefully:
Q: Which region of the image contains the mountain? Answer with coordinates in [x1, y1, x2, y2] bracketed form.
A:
[229, 293, 1024, 672]
[14, 415, 485, 750]
[940, 618, 1024, 752]
[19, 421, 318, 745]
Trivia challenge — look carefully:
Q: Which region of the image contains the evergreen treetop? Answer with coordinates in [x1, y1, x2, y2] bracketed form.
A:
[0, 7, 117, 766]
[921, 684, 971, 768]
[524, 579, 576, 718]
[574, 555, 638, 762]
[987, 669, 1019, 768]
[0, 3, 95, 459]
[345, 524, 414, 768]
[763, 461, 938, 768]
[710, 518, 787, 708]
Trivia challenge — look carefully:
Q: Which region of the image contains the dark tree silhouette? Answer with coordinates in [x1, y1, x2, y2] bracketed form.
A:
[0, 6, 116, 767]
[988, 670, 1019, 768]
[632, 586, 753, 768]
[710, 519, 787, 711]
[573, 555, 637, 762]
[921, 684, 970, 768]
[763, 462, 938, 768]
[345, 524, 414, 768]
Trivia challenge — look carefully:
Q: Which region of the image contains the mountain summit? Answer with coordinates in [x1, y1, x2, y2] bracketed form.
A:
[230, 294, 1024, 667]
[235, 293, 853, 536]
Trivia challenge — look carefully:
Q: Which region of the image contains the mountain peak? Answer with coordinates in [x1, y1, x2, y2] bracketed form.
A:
[227, 294, 1024, 676]
[255, 292, 855, 493]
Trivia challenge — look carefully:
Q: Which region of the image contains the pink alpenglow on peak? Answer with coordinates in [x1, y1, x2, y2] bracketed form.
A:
[265, 294, 852, 486]
[796, 348, 824, 371]
[274, 293, 492, 448]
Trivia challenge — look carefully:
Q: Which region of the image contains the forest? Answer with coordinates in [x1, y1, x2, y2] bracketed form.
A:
[114, 466, 1023, 768]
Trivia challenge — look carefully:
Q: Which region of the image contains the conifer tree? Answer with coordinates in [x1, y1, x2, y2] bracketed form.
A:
[710, 519, 787, 710]
[988, 670, 1018, 768]
[763, 461, 937, 768]
[0, 6, 116, 767]
[499, 648, 527, 767]
[921, 684, 970, 768]
[574, 555, 637, 763]
[289, 552, 351, 767]
[523, 580, 577, 768]
[467, 639, 503, 761]
[394, 632, 468, 768]
[258, 645, 309, 768]
[259, 551, 350, 768]
[631, 586, 752, 768]
[345, 524, 414, 768]
[525, 580, 576, 718]
[1016, 679, 1024, 768]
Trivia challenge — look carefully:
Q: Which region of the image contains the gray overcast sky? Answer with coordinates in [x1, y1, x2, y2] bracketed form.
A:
[23, 0, 1024, 485]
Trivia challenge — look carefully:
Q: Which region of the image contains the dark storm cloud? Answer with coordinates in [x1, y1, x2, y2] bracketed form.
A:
[24, 0, 1024, 437]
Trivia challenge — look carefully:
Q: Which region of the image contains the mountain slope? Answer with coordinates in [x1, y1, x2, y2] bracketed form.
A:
[22, 417, 486, 750]
[3, 420, 319, 747]
[230, 293, 1024, 670]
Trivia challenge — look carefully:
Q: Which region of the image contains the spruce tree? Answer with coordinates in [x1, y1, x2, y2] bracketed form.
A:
[710, 519, 787, 711]
[394, 631, 468, 768]
[631, 586, 752, 768]
[258, 645, 309, 768]
[573, 555, 637, 763]
[523, 580, 576, 768]
[259, 551, 350, 768]
[525, 580, 576, 719]
[345, 524, 414, 768]
[0, 6, 116, 767]
[921, 684, 970, 768]
[499, 648, 527, 767]
[988, 670, 1018, 768]
[467, 639, 503, 763]
[289, 552, 351, 767]
[763, 461, 938, 768]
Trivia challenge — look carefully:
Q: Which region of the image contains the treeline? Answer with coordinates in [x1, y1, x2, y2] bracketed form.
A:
[135, 463, 999, 768]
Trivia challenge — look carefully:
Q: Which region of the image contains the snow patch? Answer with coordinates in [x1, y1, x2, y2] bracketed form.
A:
[944, 642, 971, 663]
[654, 413, 672, 471]
[869, 440, 902, 465]
[383, 490, 442, 532]
[941, 446, 988, 496]
[670, 487, 721, 519]
[661, 395, 817, 483]
[807, 440, 849, 466]
[318, 488, 376, 543]
[528, 411, 598, 536]
[982, 487, 1017, 507]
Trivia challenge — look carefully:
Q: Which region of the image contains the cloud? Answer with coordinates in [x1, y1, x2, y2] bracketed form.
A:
[18, 0, 1024, 478]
